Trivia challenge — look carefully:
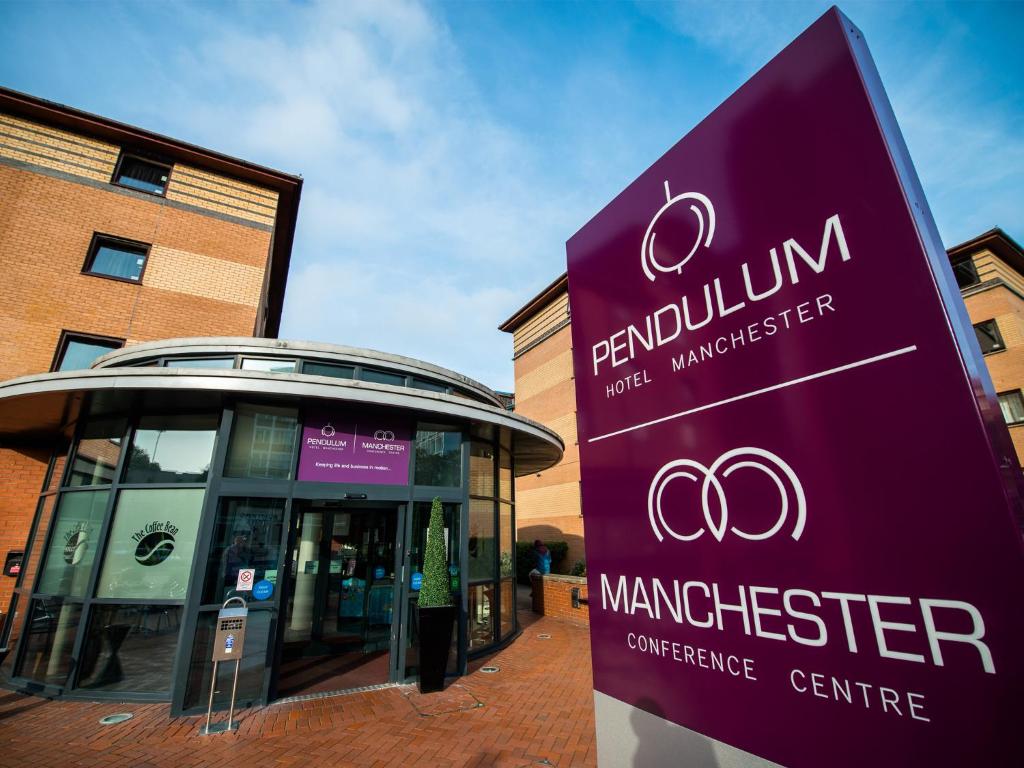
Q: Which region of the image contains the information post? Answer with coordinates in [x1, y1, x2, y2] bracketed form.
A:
[567, 8, 1024, 767]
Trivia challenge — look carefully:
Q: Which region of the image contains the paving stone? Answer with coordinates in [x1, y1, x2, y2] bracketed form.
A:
[0, 612, 596, 768]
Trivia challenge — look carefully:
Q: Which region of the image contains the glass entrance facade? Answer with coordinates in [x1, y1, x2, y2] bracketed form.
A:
[0, 338, 563, 714]
[277, 502, 400, 696]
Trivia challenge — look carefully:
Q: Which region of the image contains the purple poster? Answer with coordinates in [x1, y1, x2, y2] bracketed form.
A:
[567, 9, 1023, 768]
[298, 411, 411, 485]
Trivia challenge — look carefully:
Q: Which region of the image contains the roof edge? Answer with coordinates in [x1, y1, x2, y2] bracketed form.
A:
[0, 86, 303, 340]
[498, 272, 568, 333]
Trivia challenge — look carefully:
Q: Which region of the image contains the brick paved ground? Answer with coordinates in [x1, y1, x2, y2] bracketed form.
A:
[0, 609, 596, 768]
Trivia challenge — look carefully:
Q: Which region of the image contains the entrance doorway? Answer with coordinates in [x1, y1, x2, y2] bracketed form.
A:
[275, 501, 402, 697]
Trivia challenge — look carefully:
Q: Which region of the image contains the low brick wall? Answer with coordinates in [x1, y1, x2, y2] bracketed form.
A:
[530, 573, 590, 625]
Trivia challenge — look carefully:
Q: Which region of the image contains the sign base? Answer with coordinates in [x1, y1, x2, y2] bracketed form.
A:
[595, 692, 780, 768]
[199, 720, 239, 736]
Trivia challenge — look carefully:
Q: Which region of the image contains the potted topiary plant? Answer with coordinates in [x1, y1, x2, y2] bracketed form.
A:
[417, 497, 454, 693]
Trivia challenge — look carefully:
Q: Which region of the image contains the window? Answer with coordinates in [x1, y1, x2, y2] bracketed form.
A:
[411, 378, 447, 393]
[225, 404, 298, 479]
[201, 498, 287, 605]
[52, 332, 123, 372]
[35, 490, 110, 598]
[302, 362, 354, 379]
[68, 417, 126, 487]
[84, 235, 149, 282]
[360, 368, 406, 386]
[78, 605, 184, 692]
[973, 320, 1005, 355]
[95, 488, 205, 600]
[112, 153, 171, 195]
[123, 414, 219, 484]
[414, 425, 461, 486]
[998, 391, 1024, 425]
[165, 357, 235, 369]
[240, 358, 295, 374]
[953, 258, 980, 290]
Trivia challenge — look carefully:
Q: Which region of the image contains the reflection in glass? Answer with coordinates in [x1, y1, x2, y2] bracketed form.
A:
[90, 241, 146, 280]
[499, 503, 513, 578]
[58, 338, 120, 371]
[998, 391, 1024, 425]
[96, 488, 204, 600]
[500, 578, 515, 639]
[203, 498, 286, 605]
[36, 490, 109, 597]
[15, 597, 81, 685]
[241, 358, 296, 373]
[124, 414, 218, 484]
[411, 378, 446, 392]
[499, 448, 513, 502]
[183, 610, 271, 711]
[46, 455, 67, 493]
[468, 498, 495, 581]
[78, 605, 183, 692]
[165, 357, 234, 369]
[468, 584, 494, 649]
[469, 442, 494, 497]
[302, 362, 354, 379]
[414, 426, 461, 486]
[18, 495, 56, 593]
[226, 404, 298, 479]
[69, 418, 126, 486]
[360, 368, 405, 386]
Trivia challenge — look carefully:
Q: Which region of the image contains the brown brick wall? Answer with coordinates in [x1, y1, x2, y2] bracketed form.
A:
[0, 447, 51, 613]
[0, 162, 272, 379]
[512, 319, 585, 566]
[962, 265, 1024, 467]
[0, 116, 280, 619]
[529, 573, 589, 625]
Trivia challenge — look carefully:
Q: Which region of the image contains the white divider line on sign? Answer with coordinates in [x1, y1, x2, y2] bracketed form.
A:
[587, 344, 919, 444]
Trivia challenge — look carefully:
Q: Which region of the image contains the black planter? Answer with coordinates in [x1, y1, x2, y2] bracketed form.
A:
[417, 604, 455, 693]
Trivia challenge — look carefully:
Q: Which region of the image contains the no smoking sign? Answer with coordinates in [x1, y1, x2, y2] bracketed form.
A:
[236, 568, 255, 591]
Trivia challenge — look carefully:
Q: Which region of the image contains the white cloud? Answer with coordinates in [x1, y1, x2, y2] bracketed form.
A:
[165, 0, 584, 390]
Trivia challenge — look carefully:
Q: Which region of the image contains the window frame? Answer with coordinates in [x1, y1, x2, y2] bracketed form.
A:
[997, 390, 1024, 426]
[952, 257, 980, 290]
[82, 232, 152, 284]
[973, 319, 1006, 355]
[50, 331, 125, 372]
[110, 151, 173, 197]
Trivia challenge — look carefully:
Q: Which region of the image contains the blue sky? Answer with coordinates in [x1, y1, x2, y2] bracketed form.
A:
[1, 1, 1021, 390]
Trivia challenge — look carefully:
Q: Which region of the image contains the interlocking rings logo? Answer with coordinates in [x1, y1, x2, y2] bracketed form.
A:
[374, 430, 396, 441]
[641, 182, 715, 282]
[648, 447, 806, 543]
[321, 423, 336, 438]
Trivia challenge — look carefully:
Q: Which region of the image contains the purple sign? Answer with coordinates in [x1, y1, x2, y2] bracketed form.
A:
[298, 412, 411, 485]
[567, 9, 1023, 768]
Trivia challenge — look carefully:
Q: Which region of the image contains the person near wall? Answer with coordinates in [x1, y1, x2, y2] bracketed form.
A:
[531, 540, 551, 577]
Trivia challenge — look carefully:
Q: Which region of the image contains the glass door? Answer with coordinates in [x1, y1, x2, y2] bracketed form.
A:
[276, 501, 403, 697]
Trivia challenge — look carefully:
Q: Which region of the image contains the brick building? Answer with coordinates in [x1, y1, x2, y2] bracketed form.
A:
[0, 86, 302, 619]
[949, 228, 1024, 466]
[498, 274, 583, 568]
[500, 227, 1024, 567]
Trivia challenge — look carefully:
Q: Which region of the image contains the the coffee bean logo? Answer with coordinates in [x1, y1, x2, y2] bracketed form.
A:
[134, 531, 175, 566]
[63, 530, 87, 565]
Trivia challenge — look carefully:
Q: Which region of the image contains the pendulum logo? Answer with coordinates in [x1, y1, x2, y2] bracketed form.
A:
[321, 423, 336, 438]
[135, 530, 176, 566]
[62, 526, 89, 565]
[648, 447, 806, 543]
[641, 181, 715, 282]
